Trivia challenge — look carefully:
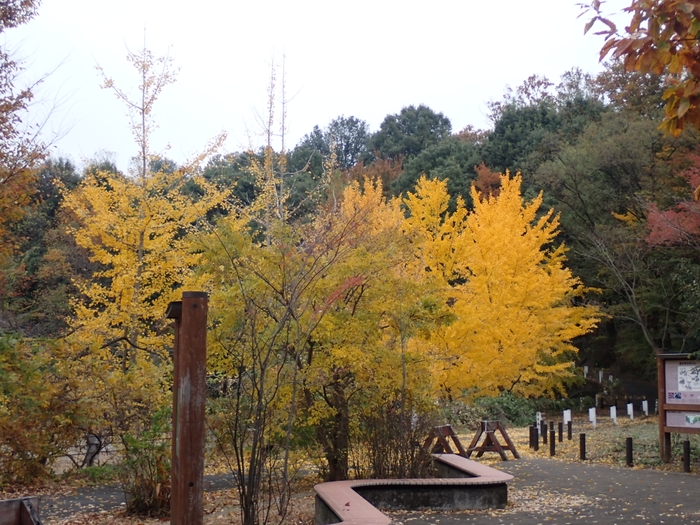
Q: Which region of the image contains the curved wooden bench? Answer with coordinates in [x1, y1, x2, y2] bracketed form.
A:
[314, 454, 513, 525]
[0, 497, 42, 525]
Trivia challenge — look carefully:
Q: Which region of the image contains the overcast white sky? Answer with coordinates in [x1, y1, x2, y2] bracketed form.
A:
[7, 0, 628, 174]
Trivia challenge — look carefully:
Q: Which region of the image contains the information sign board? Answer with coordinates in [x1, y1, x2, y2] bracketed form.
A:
[657, 354, 700, 462]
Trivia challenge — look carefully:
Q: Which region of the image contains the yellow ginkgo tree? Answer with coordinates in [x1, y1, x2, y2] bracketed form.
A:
[63, 168, 225, 369]
[61, 47, 226, 472]
[404, 173, 600, 398]
[299, 177, 442, 481]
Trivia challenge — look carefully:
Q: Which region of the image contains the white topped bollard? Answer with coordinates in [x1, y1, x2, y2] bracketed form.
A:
[610, 405, 617, 424]
[589, 407, 597, 428]
[642, 400, 649, 416]
[563, 409, 572, 424]
[627, 402, 634, 420]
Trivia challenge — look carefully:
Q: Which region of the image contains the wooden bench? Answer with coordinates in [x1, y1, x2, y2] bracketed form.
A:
[314, 454, 513, 525]
[0, 497, 42, 525]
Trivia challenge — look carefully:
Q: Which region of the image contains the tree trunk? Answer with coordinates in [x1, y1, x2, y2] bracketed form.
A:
[322, 381, 350, 481]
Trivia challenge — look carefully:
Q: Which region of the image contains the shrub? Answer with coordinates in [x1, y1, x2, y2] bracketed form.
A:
[353, 399, 438, 479]
[119, 407, 171, 516]
[0, 334, 85, 486]
[441, 392, 598, 430]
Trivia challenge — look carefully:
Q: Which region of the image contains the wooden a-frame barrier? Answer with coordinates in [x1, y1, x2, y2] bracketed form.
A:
[423, 422, 519, 462]
[465, 420, 520, 461]
[422, 425, 468, 457]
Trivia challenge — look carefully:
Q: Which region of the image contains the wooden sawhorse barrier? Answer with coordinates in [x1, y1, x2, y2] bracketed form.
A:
[422, 424, 468, 457]
[466, 420, 520, 461]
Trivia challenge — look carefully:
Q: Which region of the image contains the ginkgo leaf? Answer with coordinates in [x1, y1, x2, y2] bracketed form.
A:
[678, 98, 691, 118]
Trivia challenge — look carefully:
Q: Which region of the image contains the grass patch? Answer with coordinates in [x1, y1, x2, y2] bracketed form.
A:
[456, 415, 700, 472]
[60, 463, 121, 486]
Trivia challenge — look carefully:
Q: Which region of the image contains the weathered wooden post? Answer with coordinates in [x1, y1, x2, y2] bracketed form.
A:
[166, 291, 208, 525]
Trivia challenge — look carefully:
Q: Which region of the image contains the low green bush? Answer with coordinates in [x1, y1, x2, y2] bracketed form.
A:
[119, 407, 171, 517]
[442, 392, 597, 429]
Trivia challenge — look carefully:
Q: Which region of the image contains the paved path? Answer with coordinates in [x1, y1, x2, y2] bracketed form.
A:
[40, 473, 236, 521]
[389, 457, 700, 525]
[37, 458, 700, 524]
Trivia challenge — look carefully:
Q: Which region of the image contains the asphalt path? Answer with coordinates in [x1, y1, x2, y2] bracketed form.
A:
[389, 457, 700, 525]
[40, 473, 236, 521]
[37, 458, 700, 524]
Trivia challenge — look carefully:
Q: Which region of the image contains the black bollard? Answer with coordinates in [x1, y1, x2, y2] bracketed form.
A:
[550, 430, 556, 456]
[626, 437, 633, 467]
[684, 439, 691, 473]
[529, 426, 535, 449]
[567, 420, 572, 440]
[558, 421, 563, 443]
[549, 420, 554, 432]
[542, 422, 548, 445]
[580, 433, 586, 460]
[533, 429, 539, 452]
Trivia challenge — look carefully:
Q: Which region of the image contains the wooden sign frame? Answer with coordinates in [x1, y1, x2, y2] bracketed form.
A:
[657, 353, 700, 462]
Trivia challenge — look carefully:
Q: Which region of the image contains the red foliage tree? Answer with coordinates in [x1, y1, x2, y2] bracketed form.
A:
[646, 154, 700, 245]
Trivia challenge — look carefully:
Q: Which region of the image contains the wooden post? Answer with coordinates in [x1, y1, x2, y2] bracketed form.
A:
[167, 292, 208, 525]
[657, 354, 672, 462]
[168, 301, 182, 523]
